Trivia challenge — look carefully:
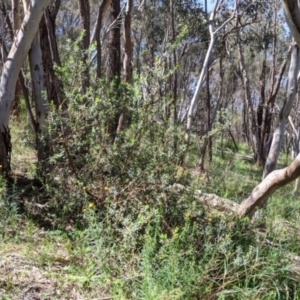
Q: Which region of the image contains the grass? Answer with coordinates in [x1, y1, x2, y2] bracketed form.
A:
[2, 122, 300, 299]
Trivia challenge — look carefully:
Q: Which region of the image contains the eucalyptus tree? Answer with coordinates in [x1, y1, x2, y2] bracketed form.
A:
[40, 0, 64, 109]
[185, 0, 236, 145]
[78, 0, 90, 90]
[262, 0, 300, 178]
[0, 0, 51, 173]
[236, 0, 300, 217]
[116, 0, 133, 134]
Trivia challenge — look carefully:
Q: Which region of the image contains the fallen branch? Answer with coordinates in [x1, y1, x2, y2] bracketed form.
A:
[173, 152, 300, 219]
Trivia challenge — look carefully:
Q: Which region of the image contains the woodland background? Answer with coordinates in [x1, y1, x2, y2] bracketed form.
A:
[1, 0, 300, 299]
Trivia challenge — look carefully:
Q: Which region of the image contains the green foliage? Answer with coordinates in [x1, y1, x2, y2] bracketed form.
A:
[3, 31, 300, 300]
[37, 38, 186, 227]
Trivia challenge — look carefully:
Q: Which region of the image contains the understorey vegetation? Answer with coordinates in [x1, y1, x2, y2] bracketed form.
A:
[2, 0, 300, 299]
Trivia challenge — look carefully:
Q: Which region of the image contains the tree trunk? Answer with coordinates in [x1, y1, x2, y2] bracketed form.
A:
[261, 51, 289, 158]
[106, 0, 121, 83]
[116, 0, 133, 134]
[92, 0, 111, 79]
[263, 44, 300, 179]
[40, 1, 64, 109]
[237, 33, 263, 166]
[29, 31, 49, 172]
[78, 0, 90, 90]
[0, 0, 51, 173]
[257, 43, 267, 162]
[107, 0, 121, 139]
[239, 152, 300, 217]
[185, 2, 235, 145]
[12, 0, 21, 118]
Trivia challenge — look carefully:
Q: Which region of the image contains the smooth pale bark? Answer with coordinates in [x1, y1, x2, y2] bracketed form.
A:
[0, 0, 51, 172]
[175, 148, 300, 218]
[263, 44, 300, 179]
[288, 116, 300, 196]
[29, 32, 47, 132]
[238, 152, 300, 217]
[281, 0, 300, 47]
[185, 0, 235, 143]
[29, 31, 49, 168]
[0, 3, 36, 133]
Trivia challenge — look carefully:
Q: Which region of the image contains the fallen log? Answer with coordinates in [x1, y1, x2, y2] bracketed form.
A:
[173, 153, 300, 219]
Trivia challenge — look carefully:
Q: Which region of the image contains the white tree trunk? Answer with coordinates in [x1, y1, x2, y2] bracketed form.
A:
[29, 32, 47, 132]
[239, 152, 300, 217]
[184, 1, 235, 143]
[263, 44, 300, 179]
[0, 0, 51, 171]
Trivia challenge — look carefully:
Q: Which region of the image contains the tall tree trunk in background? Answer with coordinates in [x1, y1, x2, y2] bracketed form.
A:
[0, 0, 51, 173]
[78, 0, 90, 91]
[92, 0, 111, 79]
[12, 0, 21, 118]
[263, 44, 300, 179]
[237, 33, 263, 166]
[107, 0, 121, 139]
[184, 1, 235, 144]
[198, 67, 211, 170]
[116, 0, 133, 134]
[106, 0, 121, 82]
[257, 42, 267, 162]
[170, 0, 177, 125]
[40, 0, 64, 109]
[198, 0, 212, 170]
[24, 0, 49, 170]
[261, 50, 289, 159]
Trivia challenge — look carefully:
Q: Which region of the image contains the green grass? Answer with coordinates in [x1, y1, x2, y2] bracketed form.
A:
[2, 123, 300, 299]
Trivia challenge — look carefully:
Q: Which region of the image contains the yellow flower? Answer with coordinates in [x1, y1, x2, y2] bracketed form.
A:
[0, 165, 2, 168]
[82, 186, 86, 191]
[89, 202, 95, 209]
[104, 186, 109, 191]
[184, 212, 191, 219]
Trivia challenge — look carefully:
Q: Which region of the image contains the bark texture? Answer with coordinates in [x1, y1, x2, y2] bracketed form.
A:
[281, 0, 300, 47]
[239, 153, 300, 217]
[0, 0, 51, 172]
[116, 0, 133, 134]
[78, 0, 90, 90]
[106, 0, 121, 82]
[107, 0, 121, 139]
[40, 0, 64, 108]
[263, 44, 300, 178]
[92, 0, 111, 79]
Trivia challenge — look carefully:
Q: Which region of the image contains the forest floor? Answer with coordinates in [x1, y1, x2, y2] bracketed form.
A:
[0, 225, 110, 300]
[2, 120, 300, 299]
